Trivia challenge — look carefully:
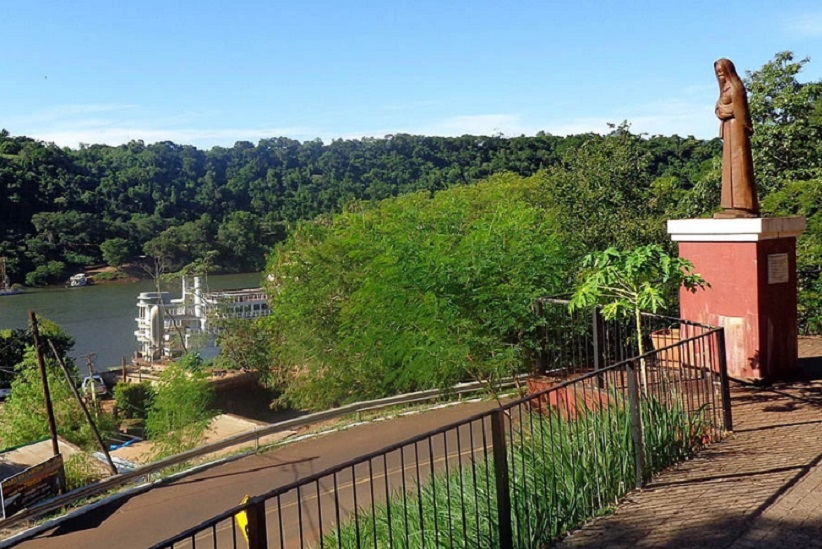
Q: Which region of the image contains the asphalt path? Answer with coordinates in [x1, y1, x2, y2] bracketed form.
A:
[11, 399, 502, 549]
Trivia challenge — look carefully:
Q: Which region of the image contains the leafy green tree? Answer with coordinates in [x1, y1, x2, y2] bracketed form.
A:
[265, 172, 570, 410]
[762, 178, 822, 333]
[0, 124, 718, 285]
[746, 51, 822, 192]
[0, 349, 116, 449]
[541, 123, 666, 256]
[24, 260, 66, 286]
[100, 237, 132, 266]
[569, 245, 708, 390]
[146, 361, 215, 453]
[0, 318, 75, 385]
[213, 317, 274, 380]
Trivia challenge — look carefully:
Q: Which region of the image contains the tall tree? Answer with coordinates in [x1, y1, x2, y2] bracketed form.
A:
[265, 173, 570, 410]
[746, 51, 822, 192]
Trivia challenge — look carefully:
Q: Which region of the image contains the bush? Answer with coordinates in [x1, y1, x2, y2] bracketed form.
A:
[266, 173, 570, 410]
[64, 452, 108, 490]
[100, 237, 132, 267]
[113, 382, 156, 420]
[322, 395, 707, 548]
[146, 362, 215, 454]
[0, 350, 117, 450]
[24, 260, 66, 286]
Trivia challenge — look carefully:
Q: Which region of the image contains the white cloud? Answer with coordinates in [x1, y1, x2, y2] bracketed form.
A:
[546, 95, 718, 139]
[409, 114, 534, 137]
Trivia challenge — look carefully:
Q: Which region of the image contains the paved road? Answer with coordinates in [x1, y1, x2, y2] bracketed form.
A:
[9, 400, 501, 549]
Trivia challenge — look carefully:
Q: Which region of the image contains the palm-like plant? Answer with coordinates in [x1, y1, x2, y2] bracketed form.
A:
[569, 245, 708, 391]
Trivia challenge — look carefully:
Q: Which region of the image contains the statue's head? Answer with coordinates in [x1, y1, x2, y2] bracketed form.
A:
[714, 58, 739, 83]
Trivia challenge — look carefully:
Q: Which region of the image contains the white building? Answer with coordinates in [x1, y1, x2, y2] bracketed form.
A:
[134, 277, 269, 360]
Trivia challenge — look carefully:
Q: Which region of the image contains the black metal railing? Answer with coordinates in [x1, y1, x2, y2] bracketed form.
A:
[534, 297, 719, 377]
[150, 314, 730, 549]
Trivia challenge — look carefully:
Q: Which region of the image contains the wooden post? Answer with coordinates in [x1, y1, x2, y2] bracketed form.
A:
[28, 311, 60, 459]
[82, 353, 97, 407]
[49, 341, 118, 476]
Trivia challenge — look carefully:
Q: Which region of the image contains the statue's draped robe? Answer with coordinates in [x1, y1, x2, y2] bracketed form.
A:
[717, 82, 758, 213]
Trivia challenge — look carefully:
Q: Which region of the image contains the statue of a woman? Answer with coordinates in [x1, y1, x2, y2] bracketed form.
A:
[714, 58, 760, 218]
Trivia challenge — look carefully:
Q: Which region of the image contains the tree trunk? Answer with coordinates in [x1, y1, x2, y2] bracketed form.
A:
[634, 304, 648, 395]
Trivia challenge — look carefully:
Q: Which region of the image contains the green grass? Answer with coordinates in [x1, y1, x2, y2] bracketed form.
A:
[318, 393, 708, 548]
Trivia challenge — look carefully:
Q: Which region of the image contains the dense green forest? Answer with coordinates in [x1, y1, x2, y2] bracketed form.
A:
[255, 52, 822, 409]
[0, 125, 719, 285]
[1, 51, 820, 326]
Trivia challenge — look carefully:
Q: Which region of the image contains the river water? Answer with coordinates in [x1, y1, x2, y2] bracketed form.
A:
[0, 273, 263, 372]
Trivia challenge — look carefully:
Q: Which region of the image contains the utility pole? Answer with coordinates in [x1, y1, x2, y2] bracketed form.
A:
[81, 353, 98, 407]
[49, 341, 118, 476]
[29, 311, 60, 458]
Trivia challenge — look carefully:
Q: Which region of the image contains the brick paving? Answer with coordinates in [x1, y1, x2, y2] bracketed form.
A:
[555, 336, 822, 549]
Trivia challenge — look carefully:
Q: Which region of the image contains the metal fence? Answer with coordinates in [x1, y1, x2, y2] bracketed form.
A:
[150, 308, 730, 549]
[534, 297, 723, 378]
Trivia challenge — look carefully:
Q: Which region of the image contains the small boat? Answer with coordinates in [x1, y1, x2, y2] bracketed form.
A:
[67, 273, 89, 287]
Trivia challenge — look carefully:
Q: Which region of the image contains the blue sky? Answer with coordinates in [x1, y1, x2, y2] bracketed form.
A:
[2, 1, 821, 149]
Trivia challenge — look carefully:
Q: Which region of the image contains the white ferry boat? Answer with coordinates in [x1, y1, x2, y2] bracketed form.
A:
[134, 276, 269, 360]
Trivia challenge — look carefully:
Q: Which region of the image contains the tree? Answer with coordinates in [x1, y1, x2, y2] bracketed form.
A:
[0, 348, 116, 449]
[113, 382, 156, 420]
[761, 178, 822, 333]
[541, 123, 666, 256]
[265, 172, 570, 410]
[213, 317, 274, 381]
[0, 318, 75, 385]
[100, 237, 132, 266]
[24, 260, 66, 286]
[569, 245, 708, 390]
[146, 361, 215, 453]
[746, 51, 822, 192]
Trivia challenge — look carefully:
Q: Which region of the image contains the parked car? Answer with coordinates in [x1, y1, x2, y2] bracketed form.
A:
[0, 387, 11, 400]
[81, 375, 107, 397]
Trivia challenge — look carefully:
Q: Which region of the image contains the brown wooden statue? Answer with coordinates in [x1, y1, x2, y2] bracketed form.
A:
[713, 58, 760, 218]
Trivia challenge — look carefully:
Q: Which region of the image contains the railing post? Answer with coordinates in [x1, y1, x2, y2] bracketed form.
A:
[491, 409, 513, 549]
[592, 306, 605, 388]
[716, 328, 734, 432]
[245, 498, 268, 549]
[592, 306, 603, 371]
[627, 359, 645, 488]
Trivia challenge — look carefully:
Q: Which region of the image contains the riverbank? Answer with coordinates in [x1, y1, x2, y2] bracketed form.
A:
[83, 264, 144, 285]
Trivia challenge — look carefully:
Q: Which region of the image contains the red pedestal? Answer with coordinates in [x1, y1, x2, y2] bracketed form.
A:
[668, 218, 806, 382]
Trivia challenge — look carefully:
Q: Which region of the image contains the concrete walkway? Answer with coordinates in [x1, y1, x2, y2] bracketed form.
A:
[556, 336, 822, 548]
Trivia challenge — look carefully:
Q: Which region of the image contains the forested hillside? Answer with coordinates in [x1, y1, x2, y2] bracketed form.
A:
[1, 52, 820, 335]
[0, 129, 718, 285]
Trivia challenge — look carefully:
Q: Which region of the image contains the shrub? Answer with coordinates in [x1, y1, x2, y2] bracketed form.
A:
[146, 362, 215, 454]
[113, 382, 156, 420]
[24, 260, 66, 286]
[0, 350, 116, 450]
[64, 452, 108, 491]
[321, 395, 707, 548]
[266, 173, 570, 410]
